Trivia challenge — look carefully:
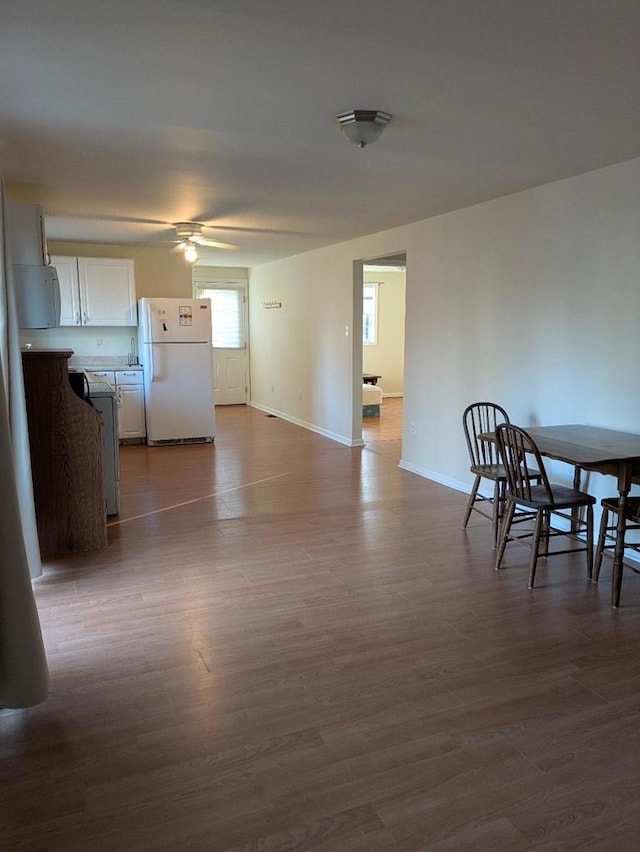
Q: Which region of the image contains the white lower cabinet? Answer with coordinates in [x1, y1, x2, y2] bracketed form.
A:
[116, 373, 146, 441]
[85, 369, 146, 442]
[52, 256, 137, 326]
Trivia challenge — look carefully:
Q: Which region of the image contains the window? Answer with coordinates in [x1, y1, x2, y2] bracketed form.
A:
[194, 286, 244, 348]
[363, 283, 379, 345]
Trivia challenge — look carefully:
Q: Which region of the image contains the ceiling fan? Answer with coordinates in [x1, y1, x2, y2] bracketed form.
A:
[172, 222, 239, 250]
[171, 222, 240, 262]
[47, 209, 309, 257]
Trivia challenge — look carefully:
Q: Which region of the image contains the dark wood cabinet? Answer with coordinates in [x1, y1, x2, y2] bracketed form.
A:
[21, 349, 107, 558]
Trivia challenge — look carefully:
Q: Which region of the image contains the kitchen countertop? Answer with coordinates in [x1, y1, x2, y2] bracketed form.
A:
[22, 350, 142, 371]
[86, 364, 143, 372]
[68, 355, 142, 371]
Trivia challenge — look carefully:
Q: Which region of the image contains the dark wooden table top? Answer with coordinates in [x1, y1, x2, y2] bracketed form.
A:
[526, 424, 640, 468]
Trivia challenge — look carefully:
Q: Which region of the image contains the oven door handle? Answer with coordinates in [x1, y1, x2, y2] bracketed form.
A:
[82, 372, 94, 406]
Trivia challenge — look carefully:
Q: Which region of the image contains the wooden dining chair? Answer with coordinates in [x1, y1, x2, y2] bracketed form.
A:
[495, 423, 595, 588]
[593, 496, 640, 601]
[462, 402, 511, 548]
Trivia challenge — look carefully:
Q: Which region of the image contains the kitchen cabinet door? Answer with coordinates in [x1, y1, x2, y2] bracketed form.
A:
[117, 384, 145, 440]
[52, 256, 82, 326]
[77, 258, 137, 326]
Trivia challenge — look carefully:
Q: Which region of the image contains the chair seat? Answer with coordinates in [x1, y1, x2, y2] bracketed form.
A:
[601, 495, 640, 520]
[472, 463, 542, 484]
[508, 483, 596, 511]
[470, 463, 507, 481]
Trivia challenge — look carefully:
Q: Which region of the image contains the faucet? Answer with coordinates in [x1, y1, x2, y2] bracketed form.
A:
[128, 336, 138, 365]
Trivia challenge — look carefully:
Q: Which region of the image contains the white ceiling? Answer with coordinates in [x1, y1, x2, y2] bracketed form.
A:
[2, 0, 639, 267]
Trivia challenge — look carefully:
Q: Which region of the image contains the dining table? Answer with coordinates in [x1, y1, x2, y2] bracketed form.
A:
[526, 424, 640, 607]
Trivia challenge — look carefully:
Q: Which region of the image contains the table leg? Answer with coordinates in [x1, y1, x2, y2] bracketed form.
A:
[571, 465, 582, 532]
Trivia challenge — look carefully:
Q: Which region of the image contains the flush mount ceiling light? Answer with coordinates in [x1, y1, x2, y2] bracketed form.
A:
[334, 109, 392, 148]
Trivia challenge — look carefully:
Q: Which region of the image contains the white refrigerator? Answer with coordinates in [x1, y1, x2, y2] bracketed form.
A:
[138, 297, 215, 445]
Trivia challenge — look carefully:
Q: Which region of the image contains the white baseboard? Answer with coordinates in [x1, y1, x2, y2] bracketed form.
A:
[397, 459, 471, 493]
[249, 401, 364, 448]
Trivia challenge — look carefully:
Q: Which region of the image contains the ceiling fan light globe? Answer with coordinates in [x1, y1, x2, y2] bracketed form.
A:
[183, 242, 198, 263]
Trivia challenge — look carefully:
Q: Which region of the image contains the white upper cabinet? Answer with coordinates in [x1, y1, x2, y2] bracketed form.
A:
[53, 256, 81, 325]
[78, 258, 136, 326]
[51, 256, 137, 326]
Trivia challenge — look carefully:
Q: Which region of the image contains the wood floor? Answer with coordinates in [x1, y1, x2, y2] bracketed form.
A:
[362, 396, 402, 462]
[3, 404, 640, 851]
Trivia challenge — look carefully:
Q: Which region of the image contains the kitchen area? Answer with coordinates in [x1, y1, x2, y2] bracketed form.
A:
[9, 202, 217, 559]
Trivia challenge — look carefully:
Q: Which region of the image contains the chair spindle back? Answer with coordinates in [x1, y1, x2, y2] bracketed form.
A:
[495, 423, 553, 503]
[463, 402, 510, 468]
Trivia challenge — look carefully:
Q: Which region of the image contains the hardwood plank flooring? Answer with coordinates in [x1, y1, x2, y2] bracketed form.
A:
[362, 397, 402, 462]
[3, 404, 640, 850]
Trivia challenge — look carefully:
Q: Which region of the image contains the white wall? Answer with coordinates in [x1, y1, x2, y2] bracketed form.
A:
[248, 251, 359, 443]
[249, 157, 640, 501]
[195, 265, 249, 281]
[363, 268, 405, 396]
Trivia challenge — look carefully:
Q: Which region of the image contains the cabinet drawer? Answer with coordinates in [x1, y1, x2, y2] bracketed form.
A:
[86, 370, 116, 384]
[115, 370, 143, 385]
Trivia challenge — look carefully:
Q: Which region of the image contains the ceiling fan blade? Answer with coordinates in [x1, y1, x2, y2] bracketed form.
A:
[192, 235, 240, 250]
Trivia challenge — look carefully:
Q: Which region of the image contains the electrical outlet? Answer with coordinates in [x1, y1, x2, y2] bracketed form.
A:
[410, 422, 416, 436]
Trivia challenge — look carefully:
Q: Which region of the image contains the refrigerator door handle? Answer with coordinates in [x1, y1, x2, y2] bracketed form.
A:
[149, 343, 157, 382]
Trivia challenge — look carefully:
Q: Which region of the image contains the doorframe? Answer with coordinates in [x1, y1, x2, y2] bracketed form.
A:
[192, 275, 250, 403]
[352, 250, 407, 451]
[351, 259, 365, 445]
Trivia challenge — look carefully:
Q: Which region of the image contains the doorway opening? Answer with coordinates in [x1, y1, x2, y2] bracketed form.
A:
[360, 252, 406, 461]
[193, 277, 249, 405]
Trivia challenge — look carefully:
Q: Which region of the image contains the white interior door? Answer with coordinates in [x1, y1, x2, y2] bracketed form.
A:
[193, 279, 248, 405]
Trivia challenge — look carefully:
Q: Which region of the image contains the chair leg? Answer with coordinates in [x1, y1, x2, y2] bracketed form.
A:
[612, 506, 627, 608]
[593, 508, 609, 583]
[585, 503, 594, 580]
[528, 510, 544, 589]
[495, 500, 515, 570]
[462, 475, 481, 529]
[491, 478, 503, 549]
